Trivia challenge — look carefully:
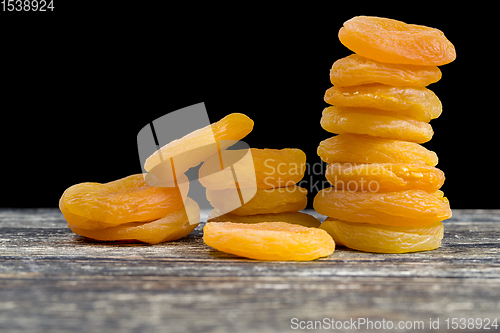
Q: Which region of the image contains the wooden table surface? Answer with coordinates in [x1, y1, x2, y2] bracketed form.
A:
[1, 209, 499, 333]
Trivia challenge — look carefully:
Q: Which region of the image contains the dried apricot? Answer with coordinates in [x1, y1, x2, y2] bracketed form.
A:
[314, 188, 451, 227]
[325, 163, 445, 193]
[60, 174, 189, 227]
[144, 113, 254, 183]
[320, 218, 443, 253]
[338, 16, 456, 66]
[68, 198, 200, 244]
[320, 106, 433, 143]
[317, 133, 438, 166]
[199, 148, 306, 190]
[330, 54, 442, 87]
[203, 222, 334, 261]
[206, 185, 307, 216]
[324, 84, 441, 122]
[207, 209, 321, 228]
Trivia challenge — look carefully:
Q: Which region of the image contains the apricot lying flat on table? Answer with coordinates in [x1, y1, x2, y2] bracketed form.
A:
[338, 16, 456, 66]
[60, 174, 189, 227]
[325, 163, 445, 193]
[314, 188, 452, 227]
[324, 84, 441, 122]
[144, 113, 254, 183]
[320, 106, 433, 143]
[320, 218, 443, 253]
[199, 148, 306, 190]
[68, 198, 200, 244]
[207, 209, 321, 228]
[203, 222, 334, 261]
[330, 54, 442, 87]
[317, 133, 438, 166]
[206, 185, 308, 216]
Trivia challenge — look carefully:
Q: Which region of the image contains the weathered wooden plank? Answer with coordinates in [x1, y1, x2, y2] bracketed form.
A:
[0, 209, 499, 333]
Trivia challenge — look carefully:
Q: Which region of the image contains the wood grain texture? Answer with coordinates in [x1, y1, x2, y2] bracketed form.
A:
[1, 209, 499, 333]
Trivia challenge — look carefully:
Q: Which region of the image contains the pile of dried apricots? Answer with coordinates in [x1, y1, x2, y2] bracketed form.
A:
[316, 16, 455, 253]
[60, 16, 455, 260]
[59, 111, 333, 260]
[60, 113, 254, 244]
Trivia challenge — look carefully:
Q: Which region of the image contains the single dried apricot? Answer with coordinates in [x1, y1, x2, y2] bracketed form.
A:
[317, 133, 438, 166]
[206, 185, 307, 216]
[320, 218, 443, 253]
[203, 222, 334, 261]
[68, 198, 200, 244]
[144, 113, 254, 183]
[325, 163, 445, 193]
[330, 54, 442, 87]
[60, 174, 189, 227]
[320, 106, 433, 143]
[338, 16, 456, 66]
[314, 188, 451, 227]
[324, 84, 441, 122]
[207, 209, 321, 228]
[199, 148, 306, 190]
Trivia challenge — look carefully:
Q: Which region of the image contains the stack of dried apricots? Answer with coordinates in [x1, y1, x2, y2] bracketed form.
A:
[60, 112, 335, 261]
[315, 16, 455, 253]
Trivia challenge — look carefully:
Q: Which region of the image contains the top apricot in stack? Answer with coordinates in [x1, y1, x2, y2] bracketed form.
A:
[339, 16, 456, 66]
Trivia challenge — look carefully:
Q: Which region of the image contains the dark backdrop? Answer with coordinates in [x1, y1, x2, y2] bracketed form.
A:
[2, 3, 496, 209]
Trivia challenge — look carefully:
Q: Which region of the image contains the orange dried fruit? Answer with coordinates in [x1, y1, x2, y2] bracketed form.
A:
[203, 222, 334, 261]
[330, 54, 442, 87]
[207, 209, 321, 228]
[144, 113, 254, 183]
[317, 133, 438, 166]
[324, 84, 441, 122]
[325, 163, 445, 193]
[60, 173, 189, 227]
[314, 188, 451, 227]
[320, 218, 443, 253]
[206, 185, 307, 216]
[68, 198, 200, 244]
[320, 106, 433, 143]
[199, 148, 306, 190]
[59, 196, 115, 231]
[338, 16, 456, 66]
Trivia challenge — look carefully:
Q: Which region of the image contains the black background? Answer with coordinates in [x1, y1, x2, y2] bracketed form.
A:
[1, 2, 497, 209]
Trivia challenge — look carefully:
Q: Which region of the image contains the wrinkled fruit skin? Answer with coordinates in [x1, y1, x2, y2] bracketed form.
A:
[321, 106, 433, 143]
[330, 54, 442, 87]
[199, 148, 306, 190]
[324, 84, 441, 122]
[325, 163, 445, 193]
[318, 133, 438, 166]
[67, 198, 200, 244]
[338, 16, 456, 66]
[320, 218, 443, 253]
[314, 189, 451, 227]
[206, 185, 307, 216]
[203, 222, 335, 261]
[60, 174, 189, 227]
[207, 209, 321, 228]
